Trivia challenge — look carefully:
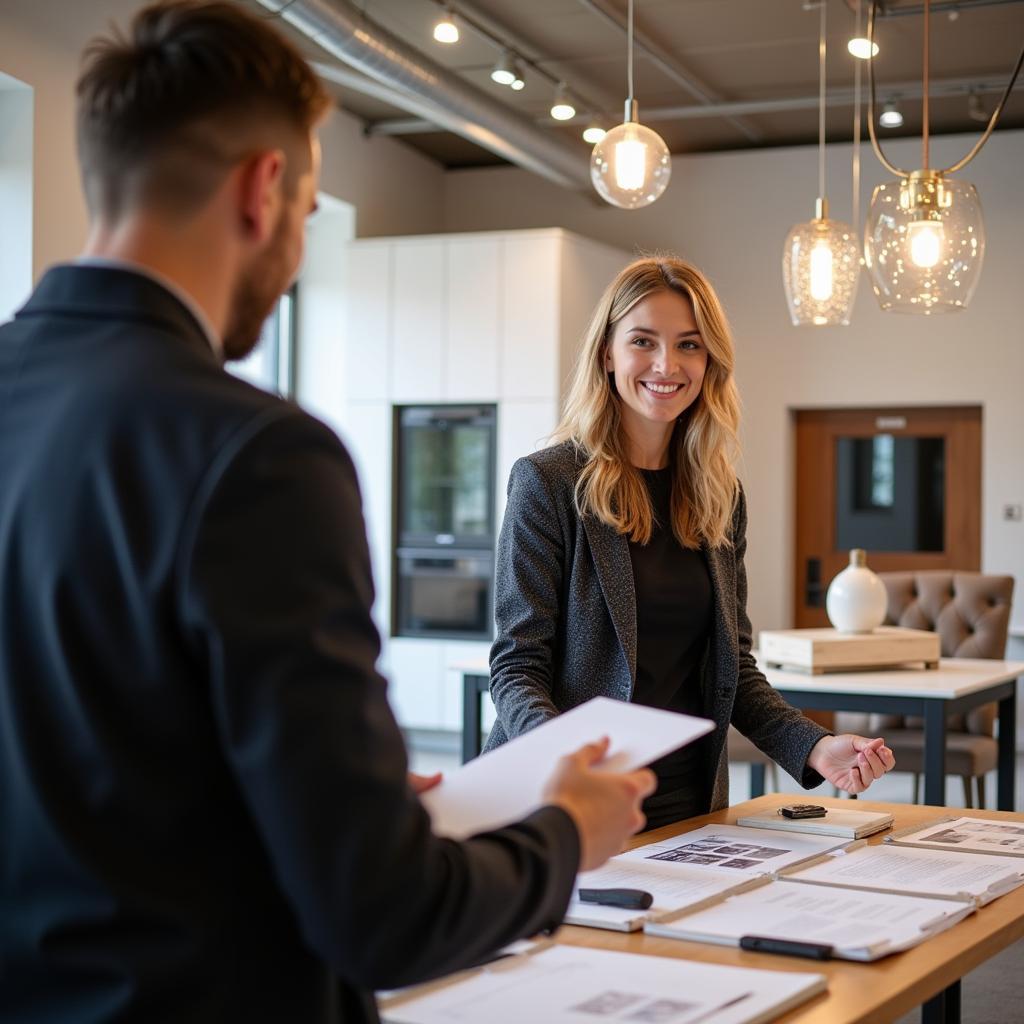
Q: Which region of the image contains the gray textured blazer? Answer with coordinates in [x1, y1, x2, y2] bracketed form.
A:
[484, 441, 829, 812]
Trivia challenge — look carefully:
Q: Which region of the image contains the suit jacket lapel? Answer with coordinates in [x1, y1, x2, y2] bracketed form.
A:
[582, 515, 637, 692]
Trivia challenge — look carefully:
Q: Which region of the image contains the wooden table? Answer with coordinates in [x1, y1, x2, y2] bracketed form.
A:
[759, 658, 1023, 810]
[556, 794, 1024, 1024]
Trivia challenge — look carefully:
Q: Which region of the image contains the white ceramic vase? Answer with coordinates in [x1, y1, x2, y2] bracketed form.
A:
[825, 549, 888, 634]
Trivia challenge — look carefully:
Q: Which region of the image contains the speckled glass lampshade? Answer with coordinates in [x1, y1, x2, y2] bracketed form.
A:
[782, 205, 861, 327]
[864, 172, 986, 315]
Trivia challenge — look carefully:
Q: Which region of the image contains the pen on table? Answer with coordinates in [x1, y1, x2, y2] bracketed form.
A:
[577, 887, 653, 910]
[739, 935, 834, 960]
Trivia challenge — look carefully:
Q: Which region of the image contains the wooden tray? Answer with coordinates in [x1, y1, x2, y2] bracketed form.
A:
[759, 626, 941, 674]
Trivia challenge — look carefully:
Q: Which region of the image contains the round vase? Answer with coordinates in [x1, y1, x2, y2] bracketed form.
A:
[825, 549, 887, 634]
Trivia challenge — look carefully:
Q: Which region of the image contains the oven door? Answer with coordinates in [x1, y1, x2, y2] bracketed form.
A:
[395, 548, 493, 641]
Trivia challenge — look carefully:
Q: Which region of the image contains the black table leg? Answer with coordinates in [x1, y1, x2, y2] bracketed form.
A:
[922, 979, 961, 1024]
[749, 763, 766, 799]
[997, 682, 1017, 811]
[461, 673, 486, 764]
[923, 700, 948, 807]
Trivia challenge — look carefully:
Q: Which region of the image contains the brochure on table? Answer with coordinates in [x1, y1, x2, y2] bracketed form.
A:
[886, 816, 1024, 858]
[564, 824, 849, 932]
[420, 697, 714, 839]
[644, 878, 975, 961]
[785, 841, 1024, 906]
[379, 943, 827, 1024]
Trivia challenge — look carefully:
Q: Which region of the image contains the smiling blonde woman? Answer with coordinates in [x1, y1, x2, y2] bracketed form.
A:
[485, 256, 895, 830]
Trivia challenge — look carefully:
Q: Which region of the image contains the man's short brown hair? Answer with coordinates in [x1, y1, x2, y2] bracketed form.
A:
[76, 0, 331, 220]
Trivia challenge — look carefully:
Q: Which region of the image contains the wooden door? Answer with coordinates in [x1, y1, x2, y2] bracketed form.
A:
[794, 406, 981, 628]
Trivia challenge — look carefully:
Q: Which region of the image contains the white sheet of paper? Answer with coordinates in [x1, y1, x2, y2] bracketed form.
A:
[567, 856, 743, 930]
[788, 843, 1024, 905]
[420, 698, 714, 839]
[621, 824, 847, 876]
[380, 944, 827, 1024]
[646, 879, 974, 960]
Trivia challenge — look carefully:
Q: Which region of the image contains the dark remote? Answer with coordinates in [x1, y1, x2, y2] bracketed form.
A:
[780, 804, 827, 819]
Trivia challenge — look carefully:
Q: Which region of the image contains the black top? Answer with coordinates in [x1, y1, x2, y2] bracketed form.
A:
[0, 266, 579, 1024]
[628, 468, 713, 827]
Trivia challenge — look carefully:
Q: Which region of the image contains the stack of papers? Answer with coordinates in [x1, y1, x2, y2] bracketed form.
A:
[379, 944, 827, 1024]
[420, 697, 713, 839]
[736, 807, 893, 840]
[887, 816, 1024, 858]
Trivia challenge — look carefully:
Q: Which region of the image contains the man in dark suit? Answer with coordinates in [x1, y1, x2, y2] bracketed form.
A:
[0, 3, 655, 1021]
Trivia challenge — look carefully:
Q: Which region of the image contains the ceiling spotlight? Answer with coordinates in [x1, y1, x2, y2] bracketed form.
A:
[550, 83, 576, 121]
[510, 61, 526, 91]
[491, 51, 517, 86]
[879, 101, 903, 128]
[432, 8, 459, 44]
[967, 90, 988, 123]
[847, 37, 879, 59]
[582, 122, 607, 144]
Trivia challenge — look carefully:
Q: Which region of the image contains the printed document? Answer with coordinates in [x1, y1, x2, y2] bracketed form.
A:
[645, 879, 974, 960]
[421, 698, 713, 839]
[788, 843, 1024, 905]
[887, 816, 1024, 857]
[380, 944, 827, 1024]
[566, 856, 745, 931]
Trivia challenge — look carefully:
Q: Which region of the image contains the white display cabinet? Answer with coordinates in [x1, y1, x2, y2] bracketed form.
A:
[334, 228, 628, 733]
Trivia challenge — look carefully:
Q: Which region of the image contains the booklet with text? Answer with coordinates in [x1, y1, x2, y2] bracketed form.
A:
[379, 942, 828, 1024]
[644, 878, 975, 961]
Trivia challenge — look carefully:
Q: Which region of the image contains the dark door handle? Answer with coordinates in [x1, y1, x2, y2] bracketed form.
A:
[805, 557, 824, 607]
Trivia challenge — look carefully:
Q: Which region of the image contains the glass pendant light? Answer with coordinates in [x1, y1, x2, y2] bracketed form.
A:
[863, 0, 1023, 314]
[590, 0, 670, 209]
[782, 0, 859, 327]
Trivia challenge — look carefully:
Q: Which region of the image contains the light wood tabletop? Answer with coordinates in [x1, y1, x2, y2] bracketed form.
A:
[554, 794, 1024, 1024]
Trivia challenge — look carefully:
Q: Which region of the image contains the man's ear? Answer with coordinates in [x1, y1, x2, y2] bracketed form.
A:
[237, 148, 286, 244]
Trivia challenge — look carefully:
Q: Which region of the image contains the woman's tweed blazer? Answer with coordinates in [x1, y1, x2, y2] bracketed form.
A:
[484, 441, 829, 812]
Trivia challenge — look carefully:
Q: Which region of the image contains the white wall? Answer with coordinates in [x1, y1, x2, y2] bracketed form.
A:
[0, 0, 445, 293]
[442, 130, 1024, 654]
[0, 74, 32, 322]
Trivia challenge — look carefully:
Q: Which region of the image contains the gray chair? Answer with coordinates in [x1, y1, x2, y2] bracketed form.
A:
[834, 570, 1014, 808]
[727, 727, 778, 795]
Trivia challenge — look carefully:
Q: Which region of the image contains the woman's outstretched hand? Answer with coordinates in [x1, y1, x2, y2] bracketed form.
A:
[807, 735, 896, 794]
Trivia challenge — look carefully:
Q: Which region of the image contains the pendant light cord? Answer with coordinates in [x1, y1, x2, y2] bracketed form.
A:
[853, 0, 862, 232]
[868, 0, 1024, 179]
[923, 0, 930, 169]
[627, 0, 635, 103]
[818, 0, 827, 203]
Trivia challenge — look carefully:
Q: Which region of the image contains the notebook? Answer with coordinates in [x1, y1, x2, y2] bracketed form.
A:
[736, 807, 893, 840]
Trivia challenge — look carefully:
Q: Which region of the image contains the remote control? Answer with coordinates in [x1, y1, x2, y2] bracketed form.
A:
[779, 804, 827, 819]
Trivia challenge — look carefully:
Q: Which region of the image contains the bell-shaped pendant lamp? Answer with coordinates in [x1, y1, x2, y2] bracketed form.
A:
[864, 0, 1022, 313]
[590, 0, 670, 209]
[782, 0, 860, 327]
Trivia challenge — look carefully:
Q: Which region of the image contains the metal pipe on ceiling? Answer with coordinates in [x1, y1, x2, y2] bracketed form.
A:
[365, 72, 1022, 135]
[255, 0, 590, 192]
[575, 0, 763, 142]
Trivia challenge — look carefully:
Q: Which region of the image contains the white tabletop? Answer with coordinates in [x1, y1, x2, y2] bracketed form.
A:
[757, 656, 1024, 700]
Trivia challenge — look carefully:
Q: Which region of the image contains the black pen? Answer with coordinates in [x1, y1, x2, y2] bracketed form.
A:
[739, 934, 834, 960]
[578, 887, 653, 910]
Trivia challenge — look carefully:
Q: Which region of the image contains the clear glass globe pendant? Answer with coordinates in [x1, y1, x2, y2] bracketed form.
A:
[783, 198, 860, 326]
[864, 170, 985, 314]
[591, 100, 671, 210]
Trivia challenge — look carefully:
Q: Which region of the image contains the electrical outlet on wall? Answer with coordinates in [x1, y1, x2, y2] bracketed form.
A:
[1004, 504, 1023, 522]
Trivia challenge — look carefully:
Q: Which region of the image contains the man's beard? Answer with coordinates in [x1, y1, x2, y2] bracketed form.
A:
[222, 211, 293, 362]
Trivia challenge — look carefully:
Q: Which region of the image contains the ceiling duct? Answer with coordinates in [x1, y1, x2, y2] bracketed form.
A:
[256, 0, 590, 192]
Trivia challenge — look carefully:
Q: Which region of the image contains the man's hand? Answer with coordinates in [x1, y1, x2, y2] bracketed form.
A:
[542, 737, 657, 872]
[807, 734, 896, 794]
[408, 771, 442, 795]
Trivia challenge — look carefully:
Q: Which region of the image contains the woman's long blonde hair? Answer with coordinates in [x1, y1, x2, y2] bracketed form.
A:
[552, 256, 740, 549]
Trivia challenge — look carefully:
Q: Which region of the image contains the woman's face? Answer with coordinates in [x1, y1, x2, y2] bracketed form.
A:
[604, 289, 709, 431]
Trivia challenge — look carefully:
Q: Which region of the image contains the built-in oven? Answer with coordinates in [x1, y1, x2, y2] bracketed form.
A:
[392, 405, 497, 641]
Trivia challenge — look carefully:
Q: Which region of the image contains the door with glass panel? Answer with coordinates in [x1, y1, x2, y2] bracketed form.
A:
[793, 406, 981, 628]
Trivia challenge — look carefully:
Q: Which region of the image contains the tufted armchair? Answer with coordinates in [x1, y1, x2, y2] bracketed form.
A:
[834, 570, 1014, 808]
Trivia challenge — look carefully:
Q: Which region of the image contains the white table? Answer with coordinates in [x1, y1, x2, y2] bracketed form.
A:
[759, 657, 1024, 809]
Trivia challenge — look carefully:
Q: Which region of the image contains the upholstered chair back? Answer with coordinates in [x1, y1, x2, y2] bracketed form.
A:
[837, 571, 1014, 736]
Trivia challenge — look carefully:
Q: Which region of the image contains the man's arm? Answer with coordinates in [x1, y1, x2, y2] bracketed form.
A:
[176, 407, 579, 990]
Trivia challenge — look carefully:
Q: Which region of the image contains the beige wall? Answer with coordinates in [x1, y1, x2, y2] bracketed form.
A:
[0, 0, 445, 287]
[442, 130, 1024, 648]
